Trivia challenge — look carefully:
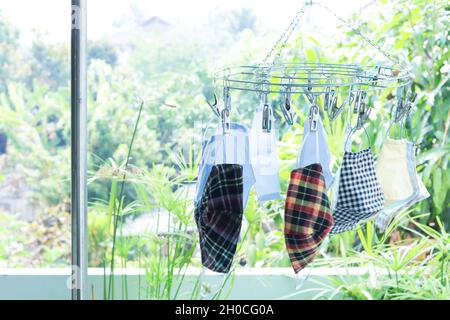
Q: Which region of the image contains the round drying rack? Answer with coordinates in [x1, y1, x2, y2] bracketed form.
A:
[214, 63, 412, 95]
[207, 1, 415, 133]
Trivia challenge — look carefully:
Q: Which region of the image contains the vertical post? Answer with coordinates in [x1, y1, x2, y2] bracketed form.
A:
[71, 0, 88, 300]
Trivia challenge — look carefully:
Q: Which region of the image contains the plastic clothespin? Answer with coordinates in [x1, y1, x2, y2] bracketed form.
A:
[281, 86, 294, 125]
[221, 108, 231, 135]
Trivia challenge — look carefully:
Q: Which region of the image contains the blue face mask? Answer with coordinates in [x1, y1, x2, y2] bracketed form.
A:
[195, 123, 256, 209]
[296, 117, 333, 189]
[249, 104, 281, 203]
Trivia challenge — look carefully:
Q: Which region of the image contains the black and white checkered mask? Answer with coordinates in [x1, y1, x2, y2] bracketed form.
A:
[330, 136, 385, 234]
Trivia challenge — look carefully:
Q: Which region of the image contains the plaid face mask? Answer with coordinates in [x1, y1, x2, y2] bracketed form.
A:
[194, 164, 244, 273]
[330, 148, 385, 234]
[284, 163, 333, 273]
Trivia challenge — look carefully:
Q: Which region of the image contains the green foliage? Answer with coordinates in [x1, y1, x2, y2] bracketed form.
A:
[88, 41, 118, 66]
[0, 10, 20, 91]
[0, 201, 70, 267]
[0, 0, 448, 301]
[29, 37, 69, 90]
[301, 216, 449, 300]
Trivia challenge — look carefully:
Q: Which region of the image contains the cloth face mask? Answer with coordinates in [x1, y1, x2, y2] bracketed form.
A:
[249, 104, 281, 203]
[376, 138, 415, 207]
[297, 117, 333, 189]
[331, 147, 385, 234]
[284, 163, 333, 273]
[194, 164, 244, 273]
[376, 141, 429, 230]
[195, 123, 255, 209]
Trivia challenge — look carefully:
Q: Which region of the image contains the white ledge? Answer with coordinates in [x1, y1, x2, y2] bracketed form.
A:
[0, 266, 389, 276]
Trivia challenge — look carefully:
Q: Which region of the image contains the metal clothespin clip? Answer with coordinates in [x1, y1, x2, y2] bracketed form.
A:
[309, 105, 319, 132]
[354, 90, 367, 114]
[262, 93, 272, 133]
[303, 74, 316, 105]
[221, 108, 231, 135]
[347, 85, 356, 107]
[407, 92, 418, 114]
[328, 89, 344, 122]
[304, 83, 316, 106]
[206, 93, 220, 117]
[394, 86, 407, 122]
[353, 88, 362, 114]
[371, 65, 381, 87]
[356, 97, 371, 129]
[397, 91, 416, 123]
[223, 86, 231, 111]
[281, 86, 294, 125]
[324, 87, 332, 112]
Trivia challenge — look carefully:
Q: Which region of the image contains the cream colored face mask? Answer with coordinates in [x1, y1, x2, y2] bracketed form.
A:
[375, 138, 415, 207]
[375, 139, 429, 230]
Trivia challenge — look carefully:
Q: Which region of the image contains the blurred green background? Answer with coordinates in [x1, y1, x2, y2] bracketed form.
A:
[0, 0, 448, 300]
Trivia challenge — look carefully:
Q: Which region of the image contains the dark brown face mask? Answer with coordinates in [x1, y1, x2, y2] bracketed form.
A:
[285, 163, 333, 273]
[194, 164, 244, 273]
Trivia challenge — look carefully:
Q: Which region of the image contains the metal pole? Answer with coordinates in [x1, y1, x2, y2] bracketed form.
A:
[71, 0, 88, 300]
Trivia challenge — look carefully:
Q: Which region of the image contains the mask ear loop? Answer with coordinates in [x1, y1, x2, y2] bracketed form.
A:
[294, 105, 321, 290]
[198, 267, 228, 300]
[344, 86, 355, 152]
[344, 89, 371, 151]
[296, 105, 320, 168]
[198, 266, 207, 299]
[296, 118, 311, 169]
[345, 125, 371, 151]
[294, 263, 314, 291]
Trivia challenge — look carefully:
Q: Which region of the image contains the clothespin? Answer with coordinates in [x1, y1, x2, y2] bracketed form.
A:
[281, 86, 294, 125]
[347, 85, 356, 107]
[221, 108, 231, 135]
[396, 91, 416, 123]
[370, 65, 381, 86]
[324, 86, 332, 112]
[309, 105, 319, 132]
[353, 88, 363, 114]
[356, 97, 371, 129]
[262, 95, 272, 133]
[206, 93, 220, 117]
[304, 85, 316, 106]
[394, 86, 406, 122]
[328, 90, 343, 122]
[223, 86, 231, 111]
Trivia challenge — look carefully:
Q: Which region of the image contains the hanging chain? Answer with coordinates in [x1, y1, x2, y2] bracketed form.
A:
[261, 1, 313, 66]
[261, 1, 404, 69]
[315, 2, 403, 68]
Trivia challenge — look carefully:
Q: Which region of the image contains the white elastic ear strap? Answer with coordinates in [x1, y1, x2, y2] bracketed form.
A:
[315, 122, 320, 164]
[297, 124, 310, 168]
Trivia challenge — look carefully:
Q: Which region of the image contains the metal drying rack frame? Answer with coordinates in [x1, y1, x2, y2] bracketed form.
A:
[208, 1, 415, 134]
[215, 63, 411, 95]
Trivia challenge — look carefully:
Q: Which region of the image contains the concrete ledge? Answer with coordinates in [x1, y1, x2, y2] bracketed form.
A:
[0, 267, 366, 300]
